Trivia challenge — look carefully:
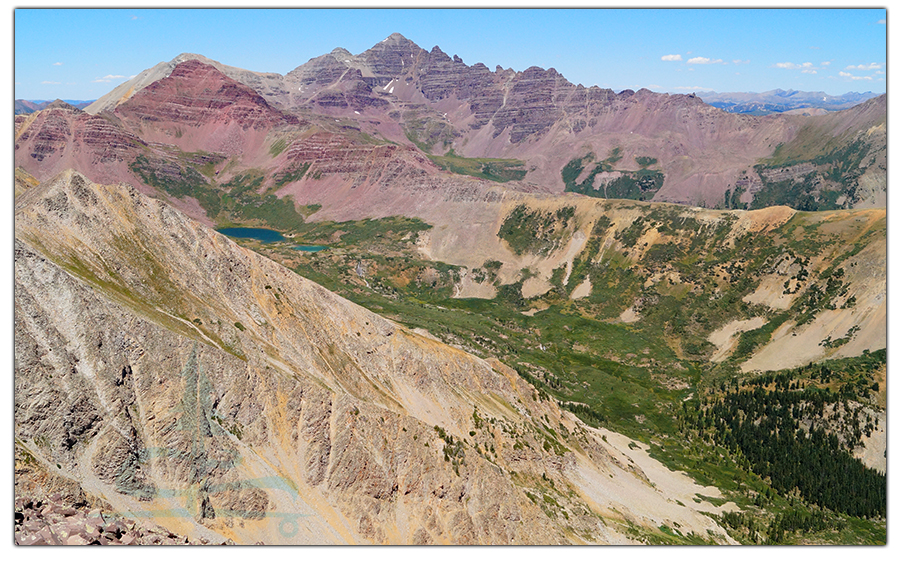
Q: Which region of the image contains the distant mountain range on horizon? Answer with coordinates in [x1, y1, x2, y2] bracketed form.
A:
[695, 89, 881, 115]
[15, 98, 96, 115]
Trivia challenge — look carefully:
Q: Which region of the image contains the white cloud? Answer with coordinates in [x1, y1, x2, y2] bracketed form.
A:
[732, 59, 749, 65]
[686, 56, 725, 65]
[52, 62, 62, 66]
[801, 69, 817, 74]
[821, 61, 831, 66]
[92, 74, 127, 83]
[878, 19, 886, 24]
[774, 62, 815, 70]
[41, 81, 61, 84]
[661, 54, 682, 61]
[846, 63, 881, 70]
[839, 71, 873, 80]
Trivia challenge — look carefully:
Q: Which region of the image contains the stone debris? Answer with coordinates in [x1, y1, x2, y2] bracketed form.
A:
[14, 495, 205, 546]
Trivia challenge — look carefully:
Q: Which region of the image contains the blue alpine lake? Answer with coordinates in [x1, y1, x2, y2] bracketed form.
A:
[217, 227, 286, 243]
[217, 227, 330, 252]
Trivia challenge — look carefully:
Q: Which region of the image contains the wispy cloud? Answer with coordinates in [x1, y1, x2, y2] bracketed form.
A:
[773, 62, 815, 70]
[41, 81, 61, 85]
[92, 74, 126, 83]
[877, 19, 886, 24]
[846, 62, 882, 70]
[838, 71, 874, 80]
[661, 54, 682, 61]
[732, 59, 750, 65]
[801, 69, 817, 74]
[687, 56, 725, 65]
[52, 62, 62, 66]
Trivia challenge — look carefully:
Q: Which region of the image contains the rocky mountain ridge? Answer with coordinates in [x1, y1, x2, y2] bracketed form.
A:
[15, 170, 739, 544]
[41, 34, 886, 211]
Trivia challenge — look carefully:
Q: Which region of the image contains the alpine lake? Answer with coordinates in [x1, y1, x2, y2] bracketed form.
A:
[217, 227, 329, 252]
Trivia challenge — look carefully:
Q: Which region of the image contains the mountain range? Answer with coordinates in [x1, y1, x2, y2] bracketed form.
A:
[15, 99, 95, 115]
[696, 89, 881, 115]
[14, 33, 887, 545]
[16, 34, 886, 213]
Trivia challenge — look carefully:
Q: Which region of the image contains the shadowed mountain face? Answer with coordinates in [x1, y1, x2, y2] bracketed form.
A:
[14, 171, 741, 544]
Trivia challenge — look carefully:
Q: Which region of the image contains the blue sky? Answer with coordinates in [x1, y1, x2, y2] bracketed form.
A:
[14, 7, 887, 101]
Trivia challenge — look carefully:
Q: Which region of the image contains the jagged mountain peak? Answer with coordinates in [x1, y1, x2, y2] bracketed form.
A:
[329, 46, 353, 58]
[381, 32, 416, 45]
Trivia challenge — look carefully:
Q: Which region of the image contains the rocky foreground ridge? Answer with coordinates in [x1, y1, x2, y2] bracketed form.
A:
[15, 495, 204, 545]
[15, 171, 740, 544]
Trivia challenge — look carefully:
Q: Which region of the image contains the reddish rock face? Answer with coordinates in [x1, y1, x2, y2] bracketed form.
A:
[118, 59, 297, 130]
[115, 59, 300, 155]
[14, 106, 145, 184]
